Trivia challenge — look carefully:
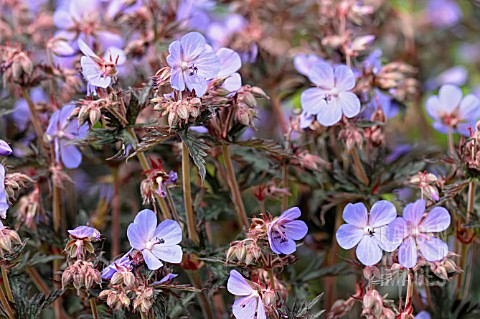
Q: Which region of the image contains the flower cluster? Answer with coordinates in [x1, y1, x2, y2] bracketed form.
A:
[336, 199, 451, 269]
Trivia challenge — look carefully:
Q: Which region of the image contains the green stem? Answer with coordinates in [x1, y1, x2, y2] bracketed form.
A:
[268, 268, 276, 290]
[405, 271, 414, 311]
[182, 143, 199, 244]
[466, 181, 476, 223]
[325, 207, 343, 310]
[0, 283, 14, 319]
[281, 164, 288, 211]
[127, 127, 173, 220]
[351, 148, 369, 186]
[222, 145, 249, 230]
[459, 181, 476, 295]
[22, 88, 44, 150]
[1, 268, 13, 303]
[188, 270, 215, 319]
[423, 275, 434, 311]
[90, 298, 99, 319]
[111, 165, 120, 257]
[448, 126, 455, 155]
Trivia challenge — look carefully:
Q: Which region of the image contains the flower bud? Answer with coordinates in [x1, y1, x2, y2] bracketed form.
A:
[0, 140, 12, 156]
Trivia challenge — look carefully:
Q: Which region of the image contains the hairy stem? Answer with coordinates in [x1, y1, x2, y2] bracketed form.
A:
[182, 143, 199, 244]
[111, 165, 120, 257]
[1, 268, 13, 303]
[351, 148, 369, 186]
[90, 298, 99, 319]
[222, 145, 249, 230]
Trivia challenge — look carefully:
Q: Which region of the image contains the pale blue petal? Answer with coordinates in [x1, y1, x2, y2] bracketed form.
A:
[151, 244, 183, 263]
[217, 48, 241, 77]
[417, 235, 449, 262]
[336, 224, 364, 249]
[127, 223, 147, 250]
[185, 73, 208, 97]
[375, 225, 401, 252]
[398, 236, 418, 268]
[426, 95, 441, 121]
[59, 140, 82, 169]
[227, 270, 254, 296]
[369, 200, 397, 228]
[438, 84, 462, 111]
[181, 32, 206, 60]
[132, 209, 157, 242]
[334, 65, 356, 91]
[0, 140, 12, 156]
[170, 68, 186, 91]
[386, 217, 408, 244]
[232, 296, 257, 319]
[294, 54, 324, 77]
[167, 41, 182, 67]
[317, 97, 343, 126]
[193, 50, 220, 78]
[356, 235, 383, 266]
[338, 92, 361, 118]
[223, 73, 242, 92]
[282, 220, 308, 240]
[257, 298, 266, 319]
[308, 62, 334, 88]
[279, 207, 301, 220]
[342, 203, 368, 228]
[416, 311, 431, 319]
[78, 39, 97, 58]
[403, 199, 426, 226]
[153, 220, 182, 245]
[301, 88, 328, 115]
[419, 207, 450, 233]
[142, 249, 163, 270]
[46, 110, 61, 137]
[459, 94, 480, 120]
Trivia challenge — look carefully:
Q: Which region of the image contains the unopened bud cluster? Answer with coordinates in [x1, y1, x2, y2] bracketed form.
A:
[62, 260, 102, 291]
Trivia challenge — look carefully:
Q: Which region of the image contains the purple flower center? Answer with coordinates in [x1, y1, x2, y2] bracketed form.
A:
[271, 222, 288, 243]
